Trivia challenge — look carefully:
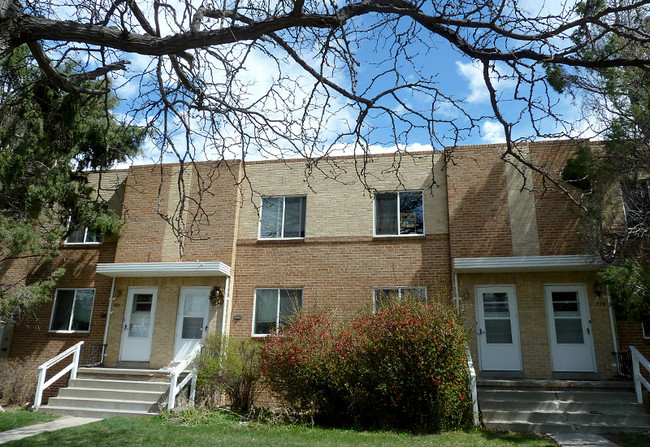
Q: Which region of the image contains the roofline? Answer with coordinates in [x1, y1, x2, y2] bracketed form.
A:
[96, 261, 231, 277]
[452, 255, 603, 273]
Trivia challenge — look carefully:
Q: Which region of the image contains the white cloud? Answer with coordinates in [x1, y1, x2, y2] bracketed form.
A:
[456, 60, 516, 104]
[481, 121, 506, 144]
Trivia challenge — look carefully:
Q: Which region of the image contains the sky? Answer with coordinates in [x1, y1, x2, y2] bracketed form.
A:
[97, 0, 603, 166]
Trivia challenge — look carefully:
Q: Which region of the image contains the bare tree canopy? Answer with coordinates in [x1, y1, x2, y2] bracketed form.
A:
[2, 0, 650, 252]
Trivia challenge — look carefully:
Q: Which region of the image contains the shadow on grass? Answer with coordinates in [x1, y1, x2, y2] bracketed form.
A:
[603, 432, 650, 447]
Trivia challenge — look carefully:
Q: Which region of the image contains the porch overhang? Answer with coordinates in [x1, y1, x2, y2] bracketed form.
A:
[96, 261, 231, 277]
[452, 255, 603, 273]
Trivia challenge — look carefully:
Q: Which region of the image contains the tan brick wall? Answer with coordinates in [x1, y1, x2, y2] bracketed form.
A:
[459, 271, 617, 379]
[237, 153, 448, 240]
[104, 276, 226, 369]
[230, 235, 452, 337]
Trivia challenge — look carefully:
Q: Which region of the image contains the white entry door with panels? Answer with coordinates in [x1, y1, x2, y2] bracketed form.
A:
[545, 284, 596, 372]
[476, 285, 523, 372]
[173, 287, 211, 362]
[120, 287, 158, 362]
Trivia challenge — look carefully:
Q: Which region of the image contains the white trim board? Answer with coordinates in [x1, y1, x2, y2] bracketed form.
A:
[453, 255, 602, 273]
[97, 261, 231, 277]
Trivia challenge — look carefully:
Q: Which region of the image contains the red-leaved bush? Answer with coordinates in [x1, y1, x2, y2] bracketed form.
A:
[261, 302, 471, 432]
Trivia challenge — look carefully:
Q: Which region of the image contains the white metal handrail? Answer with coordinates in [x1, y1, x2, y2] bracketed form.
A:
[34, 341, 84, 408]
[630, 345, 650, 404]
[168, 344, 202, 410]
[466, 349, 479, 426]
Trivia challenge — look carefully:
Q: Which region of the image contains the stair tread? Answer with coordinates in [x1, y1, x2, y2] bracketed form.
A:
[50, 396, 160, 404]
[483, 409, 648, 416]
[72, 378, 169, 385]
[40, 405, 155, 415]
[64, 386, 164, 395]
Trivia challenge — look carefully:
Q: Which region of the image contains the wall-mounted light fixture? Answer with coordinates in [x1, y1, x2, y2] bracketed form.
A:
[209, 286, 224, 306]
[594, 281, 602, 298]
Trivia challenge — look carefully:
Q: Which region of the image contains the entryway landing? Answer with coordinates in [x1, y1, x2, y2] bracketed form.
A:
[478, 379, 650, 434]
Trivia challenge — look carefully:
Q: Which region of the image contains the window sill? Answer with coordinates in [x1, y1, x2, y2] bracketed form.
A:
[63, 242, 103, 247]
[48, 330, 91, 334]
[373, 233, 426, 238]
[256, 237, 306, 243]
[251, 333, 270, 338]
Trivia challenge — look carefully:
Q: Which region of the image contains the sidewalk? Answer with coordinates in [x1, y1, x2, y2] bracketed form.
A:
[0, 416, 100, 444]
[549, 433, 619, 447]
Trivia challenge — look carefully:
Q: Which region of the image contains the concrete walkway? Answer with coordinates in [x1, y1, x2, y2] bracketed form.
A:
[0, 416, 100, 444]
[549, 433, 619, 447]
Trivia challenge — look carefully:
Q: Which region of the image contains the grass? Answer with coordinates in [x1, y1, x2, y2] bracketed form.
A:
[1, 409, 557, 447]
[0, 409, 59, 432]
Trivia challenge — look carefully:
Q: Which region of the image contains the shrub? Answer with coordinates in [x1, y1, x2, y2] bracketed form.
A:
[261, 302, 471, 432]
[0, 359, 38, 406]
[195, 336, 263, 413]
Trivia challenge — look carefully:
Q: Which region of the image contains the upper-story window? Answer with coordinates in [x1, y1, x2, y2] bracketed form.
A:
[259, 196, 306, 239]
[65, 226, 103, 244]
[374, 287, 427, 311]
[622, 179, 650, 231]
[49, 288, 95, 333]
[374, 191, 424, 236]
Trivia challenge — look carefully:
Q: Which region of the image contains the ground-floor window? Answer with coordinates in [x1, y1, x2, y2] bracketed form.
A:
[374, 287, 427, 310]
[253, 288, 303, 335]
[49, 289, 95, 332]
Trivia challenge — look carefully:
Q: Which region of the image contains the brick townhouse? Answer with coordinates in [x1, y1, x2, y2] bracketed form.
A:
[1, 140, 646, 391]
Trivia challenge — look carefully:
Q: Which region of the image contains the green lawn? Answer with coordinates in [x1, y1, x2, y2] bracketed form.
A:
[0, 409, 59, 432]
[2, 409, 557, 447]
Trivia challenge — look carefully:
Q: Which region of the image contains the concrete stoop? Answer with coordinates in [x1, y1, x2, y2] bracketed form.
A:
[38, 367, 172, 419]
[478, 379, 650, 434]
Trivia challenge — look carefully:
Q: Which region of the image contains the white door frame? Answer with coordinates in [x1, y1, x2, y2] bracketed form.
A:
[119, 287, 158, 362]
[173, 286, 211, 362]
[545, 283, 597, 373]
[475, 285, 523, 372]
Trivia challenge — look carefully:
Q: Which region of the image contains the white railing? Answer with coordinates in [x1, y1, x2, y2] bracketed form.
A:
[630, 345, 650, 404]
[168, 344, 202, 410]
[34, 341, 84, 408]
[466, 349, 479, 426]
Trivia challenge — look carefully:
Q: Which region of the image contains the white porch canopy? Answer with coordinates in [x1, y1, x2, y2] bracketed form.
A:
[96, 261, 231, 277]
[452, 255, 603, 273]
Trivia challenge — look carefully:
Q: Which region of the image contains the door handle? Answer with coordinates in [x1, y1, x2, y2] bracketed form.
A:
[478, 328, 485, 335]
[586, 327, 590, 335]
[124, 324, 128, 330]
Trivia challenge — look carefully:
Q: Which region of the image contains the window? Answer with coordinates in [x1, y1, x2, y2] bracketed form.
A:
[643, 320, 650, 340]
[50, 289, 95, 332]
[374, 191, 424, 236]
[622, 179, 650, 231]
[374, 287, 427, 310]
[253, 288, 303, 335]
[259, 196, 306, 238]
[65, 226, 103, 244]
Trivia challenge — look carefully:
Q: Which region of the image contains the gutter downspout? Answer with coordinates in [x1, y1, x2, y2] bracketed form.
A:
[102, 276, 117, 361]
[221, 276, 230, 336]
[606, 286, 621, 374]
[454, 272, 461, 315]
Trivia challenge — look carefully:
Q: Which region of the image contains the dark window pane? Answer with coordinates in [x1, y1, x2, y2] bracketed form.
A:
[485, 319, 513, 344]
[279, 289, 302, 327]
[555, 318, 584, 344]
[254, 289, 279, 334]
[133, 294, 153, 312]
[182, 317, 203, 339]
[66, 228, 85, 243]
[400, 287, 426, 303]
[260, 197, 283, 238]
[85, 231, 103, 243]
[284, 197, 306, 237]
[622, 180, 650, 229]
[51, 290, 75, 330]
[70, 290, 94, 331]
[483, 293, 510, 317]
[399, 191, 423, 234]
[375, 193, 398, 235]
[552, 292, 579, 315]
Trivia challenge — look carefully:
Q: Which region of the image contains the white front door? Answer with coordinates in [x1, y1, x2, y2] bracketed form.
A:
[545, 284, 596, 372]
[120, 287, 158, 362]
[173, 287, 210, 362]
[476, 285, 523, 372]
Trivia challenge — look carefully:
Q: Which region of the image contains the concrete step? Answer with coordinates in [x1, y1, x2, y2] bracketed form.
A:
[478, 389, 637, 404]
[69, 378, 170, 393]
[479, 399, 646, 414]
[58, 387, 163, 402]
[39, 405, 156, 419]
[484, 420, 650, 434]
[47, 396, 159, 412]
[482, 409, 650, 426]
[477, 379, 634, 391]
[77, 367, 172, 381]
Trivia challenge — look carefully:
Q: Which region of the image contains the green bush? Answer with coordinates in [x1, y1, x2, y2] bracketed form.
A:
[261, 302, 471, 432]
[195, 336, 263, 413]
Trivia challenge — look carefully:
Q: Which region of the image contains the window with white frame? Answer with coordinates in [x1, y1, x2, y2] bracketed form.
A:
[374, 287, 427, 310]
[253, 288, 303, 335]
[374, 191, 424, 236]
[65, 226, 103, 244]
[621, 179, 650, 231]
[50, 289, 95, 332]
[642, 320, 650, 339]
[259, 196, 306, 238]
